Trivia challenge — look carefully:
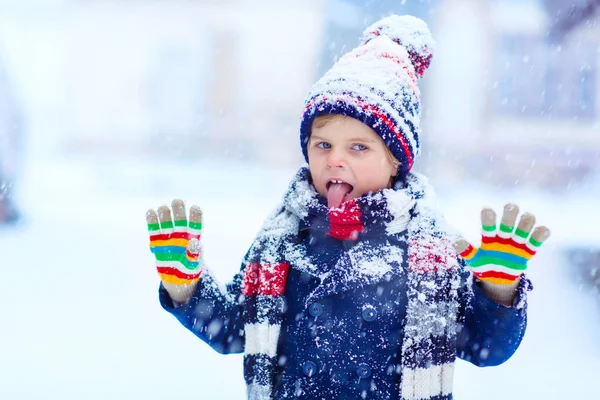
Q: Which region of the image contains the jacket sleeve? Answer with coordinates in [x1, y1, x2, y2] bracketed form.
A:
[159, 261, 247, 355]
[455, 257, 532, 367]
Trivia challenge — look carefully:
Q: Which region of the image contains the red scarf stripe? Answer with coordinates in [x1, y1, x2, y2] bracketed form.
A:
[327, 199, 365, 241]
[242, 262, 290, 297]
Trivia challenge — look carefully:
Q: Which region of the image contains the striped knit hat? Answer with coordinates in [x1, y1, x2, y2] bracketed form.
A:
[300, 15, 435, 177]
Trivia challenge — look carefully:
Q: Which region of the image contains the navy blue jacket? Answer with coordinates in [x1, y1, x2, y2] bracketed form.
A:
[160, 221, 527, 399]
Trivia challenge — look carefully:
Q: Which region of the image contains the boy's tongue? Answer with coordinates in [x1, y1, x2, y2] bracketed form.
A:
[327, 183, 352, 209]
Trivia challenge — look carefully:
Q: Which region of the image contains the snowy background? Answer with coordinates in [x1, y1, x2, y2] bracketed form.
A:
[1, 0, 600, 399]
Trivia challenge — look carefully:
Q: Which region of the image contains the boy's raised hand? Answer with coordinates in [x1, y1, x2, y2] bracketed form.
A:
[146, 199, 204, 303]
[453, 203, 551, 286]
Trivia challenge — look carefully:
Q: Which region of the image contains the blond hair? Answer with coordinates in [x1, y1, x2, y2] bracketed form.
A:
[310, 114, 401, 169]
[312, 114, 343, 131]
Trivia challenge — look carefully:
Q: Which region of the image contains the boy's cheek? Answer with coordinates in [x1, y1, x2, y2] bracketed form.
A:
[307, 167, 325, 196]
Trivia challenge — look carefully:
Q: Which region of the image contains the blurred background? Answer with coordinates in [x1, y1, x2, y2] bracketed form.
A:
[0, 0, 599, 399]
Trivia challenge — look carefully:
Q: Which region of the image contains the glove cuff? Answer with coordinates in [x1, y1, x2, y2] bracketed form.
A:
[162, 280, 200, 304]
[478, 278, 520, 306]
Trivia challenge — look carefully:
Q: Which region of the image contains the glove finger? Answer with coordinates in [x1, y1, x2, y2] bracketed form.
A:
[453, 238, 470, 253]
[513, 212, 535, 244]
[157, 205, 174, 233]
[171, 199, 187, 232]
[480, 207, 497, 238]
[188, 205, 203, 239]
[146, 209, 160, 234]
[453, 238, 478, 261]
[529, 226, 551, 249]
[498, 203, 519, 238]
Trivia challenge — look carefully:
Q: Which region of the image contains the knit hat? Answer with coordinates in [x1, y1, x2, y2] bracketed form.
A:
[300, 15, 435, 177]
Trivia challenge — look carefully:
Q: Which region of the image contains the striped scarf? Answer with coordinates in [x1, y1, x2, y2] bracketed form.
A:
[241, 166, 464, 400]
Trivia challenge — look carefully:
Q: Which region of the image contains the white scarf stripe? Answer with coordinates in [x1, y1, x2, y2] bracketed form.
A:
[385, 190, 416, 234]
[247, 384, 271, 400]
[244, 323, 281, 358]
[401, 363, 455, 400]
[441, 363, 455, 396]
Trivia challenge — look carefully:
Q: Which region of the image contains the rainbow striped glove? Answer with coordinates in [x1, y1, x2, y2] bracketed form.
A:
[146, 199, 204, 303]
[453, 203, 551, 304]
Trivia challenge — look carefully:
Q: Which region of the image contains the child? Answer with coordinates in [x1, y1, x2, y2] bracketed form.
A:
[146, 15, 550, 400]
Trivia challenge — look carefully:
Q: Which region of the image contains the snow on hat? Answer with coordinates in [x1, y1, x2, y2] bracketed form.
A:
[299, 15, 434, 176]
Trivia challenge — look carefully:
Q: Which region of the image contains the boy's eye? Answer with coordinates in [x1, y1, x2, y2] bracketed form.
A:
[352, 144, 368, 151]
[317, 142, 331, 149]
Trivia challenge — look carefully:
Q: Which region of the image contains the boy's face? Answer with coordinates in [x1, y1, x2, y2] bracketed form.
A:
[307, 115, 398, 209]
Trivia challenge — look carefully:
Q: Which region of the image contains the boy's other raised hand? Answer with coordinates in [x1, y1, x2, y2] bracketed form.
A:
[453, 203, 551, 286]
[146, 199, 204, 303]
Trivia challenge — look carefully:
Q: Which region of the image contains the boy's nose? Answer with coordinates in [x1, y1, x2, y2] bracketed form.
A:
[326, 148, 346, 168]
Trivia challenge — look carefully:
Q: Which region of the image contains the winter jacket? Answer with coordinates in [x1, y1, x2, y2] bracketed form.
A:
[159, 167, 530, 399]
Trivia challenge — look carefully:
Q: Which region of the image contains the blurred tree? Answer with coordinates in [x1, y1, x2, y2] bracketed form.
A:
[0, 48, 24, 225]
[544, 0, 600, 40]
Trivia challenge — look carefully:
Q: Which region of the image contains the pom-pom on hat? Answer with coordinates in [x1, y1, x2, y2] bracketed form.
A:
[300, 15, 435, 177]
